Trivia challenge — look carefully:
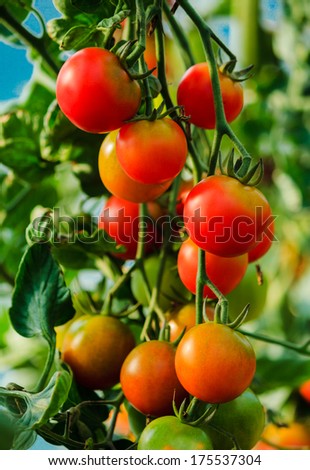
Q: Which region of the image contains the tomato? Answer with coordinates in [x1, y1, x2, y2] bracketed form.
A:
[106, 403, 135, 441]
[254, 422, 310, 450]
[177, 62, 243, 129]
[299, 379, 310, 403]
[131, 254, 191, 312]
[248, 219, 275, 263]
[116, 118, 188, 184]
[202, 388, 266, 450]
[175, 322, 256, 403]
[56, 47, 141, 133]
[62, 315, 135, 390]
[137, 416, 213, 450]
[120, 340, 188, 417]
[165, 302, 214, 342]
[226, 263, 268, 323]
[98, 131, 172, 203]
[177, 238, 248, 299]
[98, 195, 156, 260]
[183, 175, 273, 257]
[176, 178, 194, 216]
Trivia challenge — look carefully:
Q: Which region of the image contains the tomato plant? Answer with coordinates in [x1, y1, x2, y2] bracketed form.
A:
[98, 130, 172, 203]
[202, 388, 266, 449]
[177, 238, 248, 299]
[175, 322, 256, 403]
[183, 175, 273, 257]
[131, 254, 191, 311]
[116, 118, 188, 184]
[137, 416, 213, 450]
[0, 0, 309, 453]
[120, 340, 187, 417]
[62, 315, 136, 390]
[177, 62, 243, 129]
[56, 47, 141, 133]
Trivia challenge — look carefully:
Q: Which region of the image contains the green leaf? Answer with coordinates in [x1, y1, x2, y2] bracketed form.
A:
[9, 243, 75, 340]
[0, 370, 72, 449]
[71, 0, 117, 16]
[253, 352, 310, 394]
[97, 10, 130, 29]
[32, 371, 72, 428]
[0, 110, 56, 183]
[60, 24, 96, 50]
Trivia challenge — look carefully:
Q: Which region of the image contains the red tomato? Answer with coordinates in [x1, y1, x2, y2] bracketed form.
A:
[299, 379, 310, 403]
[120, 340, 188, 417]
[56, 48, 141, 133]
[183, 175, 272, 257]
[98, 196, 156, 260]
[177, 238, 248, 299]
[177, 63, 243, 129]
[165, 302, 215, 342]
[248, 219, 275, 263]
[62, 315, 136, 390]
[175, 322, 256, 403]
[98, 131, 172, 203]
[116, 118, 188, 184]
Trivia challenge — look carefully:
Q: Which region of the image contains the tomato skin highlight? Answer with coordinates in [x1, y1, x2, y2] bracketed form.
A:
[183, 175, 272, 257]
[120, 340, 188, 417]
[138, 416, 213, 450]
[177, 63, 243, 129]
[56, 47, 141, 133]
[62, 315, 136, 390]
[177, 238, 248, 299]
[116, 118, 188, 184]
[98, 131, 172, 203]
[175, 322, 256, 403]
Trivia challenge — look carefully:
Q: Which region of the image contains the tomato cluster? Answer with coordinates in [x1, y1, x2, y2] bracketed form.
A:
[55, 42, 275, 451]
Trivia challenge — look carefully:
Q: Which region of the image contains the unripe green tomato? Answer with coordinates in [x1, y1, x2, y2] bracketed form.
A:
[131, 255, 191, 312]
[202, 388, 266, 450]
[138, 416, 213, 450]
[226, 263, 268, 322]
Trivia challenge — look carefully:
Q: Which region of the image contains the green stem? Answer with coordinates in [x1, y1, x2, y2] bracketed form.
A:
[238, 329, 310, 357]
[163, 1, 195, 69]
[0, 6, 59, 75]
[33, 337, 56, 393]
[126, 0, 146, 67]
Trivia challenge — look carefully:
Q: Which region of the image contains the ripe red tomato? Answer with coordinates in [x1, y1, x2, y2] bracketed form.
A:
[116, 118, 188, 184]
[62, 315, 135, 390]
[98, 195, 156, 260]
[56, 47, 141, 133]
[175, 322, 256, 403]
[254, 422, 310, 450]
[248, 219, 275, 263]
[98, 131, 172, 203]
[177, 62, 243, 129]
[177, 238, 248, 299]
[299, 379, 310, 403]
[120, 340, 188, 417]
[183, 175, 272, 257]
[137, 416, 213, 450]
